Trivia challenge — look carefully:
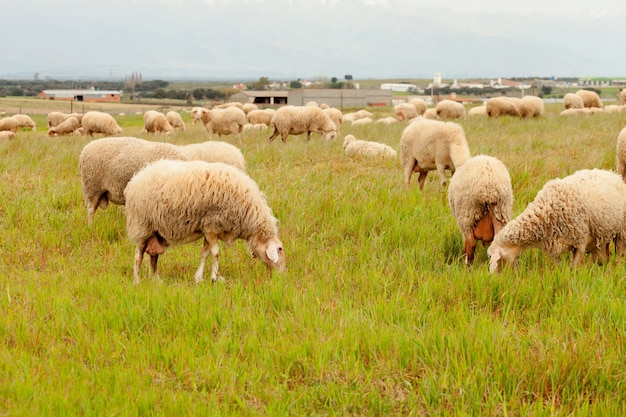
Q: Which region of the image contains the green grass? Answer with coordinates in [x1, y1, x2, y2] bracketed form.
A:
[1, 102, 626, 415]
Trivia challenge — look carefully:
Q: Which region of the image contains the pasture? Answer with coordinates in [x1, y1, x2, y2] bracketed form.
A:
[1, 99, 626, 415]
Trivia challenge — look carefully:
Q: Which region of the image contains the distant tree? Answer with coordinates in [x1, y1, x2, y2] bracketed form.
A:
[252, 76, 270, 90]
[290, 80, 302, 89]
[331, 77, 337, 83]
[344, 74, 353, 80]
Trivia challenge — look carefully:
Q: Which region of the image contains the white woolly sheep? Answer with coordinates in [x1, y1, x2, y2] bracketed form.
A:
[78, 136, 188, 225]
[435, 100, 466, 120]
[375, 116, 398, 124]
[559, 108, 596, 116]
[486, 97, 520, 118]
[468, 105, 487, 117]
[602, 105, 626, 114]
[177, 140, 247, 172]
[563, 93, 584, 110]
[0, 131, 15, 140]
[246, 109, 275, 126]
[488, 169, 626, 273]
[81, 111, 123, 137]
[124, 160, 286, 284]
[191, 107, 208, 124]
[12, 114, 36, 131]
[243, 123, 269, 131]
[409, 98, 428, 116]
[47, 111, 66, 128]
[619, 89, 626, 105]
[268, 105, 337, 142]
[518, 95, 544, 118]
[322, 107, 343, 128]
[343, 134, 397, 159]
[615, 126, 626, 182]
[201, 106, 247, 139]
[400, 118, 471, 189]
[342, 110, 373, 123]
[143, 110, 174, 135]
[166, 111, 185, 131]
[242, 103, 259, 114]
[48, 116, 80, 136]
[447, 155, 513, 265]
[215, 102, 244, 110]
[351, 117, 373, 126]
[576, 89, 603, 108]
[423, 108, 438, 119]
[0, 116, 19, 132]
[394, 103, 418, 121]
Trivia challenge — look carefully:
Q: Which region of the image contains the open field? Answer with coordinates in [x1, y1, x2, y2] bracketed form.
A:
[1, 99, 626, 415]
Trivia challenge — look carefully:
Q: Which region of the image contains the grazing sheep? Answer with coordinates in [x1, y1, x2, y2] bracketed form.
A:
[166, 111, 185, 131]
[0, 116, 19, 132]
[423, 108, 438, 119]
[351, 117, 373, 126]
[177, 141, 247, 172]
[576, 89, 603, 108]
[0, 131, 15, 140]
[559, 108, 596, 116]
[242, 103, 259, 114]
[268, 105, 337, 142]
[124, 160, 286, 284]
[78, 136, 187, 225]
[47, 111, 66, 128]
[563, 93, 584, 110]
[486, 97, 520, 117]
[143, 110, 174, 135]
[468, 105, 487, 117]
[602, 105, 626, 114]
[343, 134, 397, 159]
[191, 107, 208, 124]
[409, 98, 428, 116]
[518, 95, 544, 118]
[447, 155, 513, 265]
[48, 116, 80, 136]
[375, 116, 398, 124]
[322, 107, 343, 128]
[12, 114, 36, 131]
[353, 109, 374, 119]
[81, 111, 123, 137]
[619, 89, 626, 105]
[201, 107, 247, 139]
[394, 102, 418, 121]
[246, 109, 275, 126]
[65, 113, 84, 124]
[488, 169, 626, 273]
[215, 102, 243, 110]
[400, 118, 471, 189]
[435, 100, 466, 119]
[243, 123, 269, 132]
[615, 126, 626, 182]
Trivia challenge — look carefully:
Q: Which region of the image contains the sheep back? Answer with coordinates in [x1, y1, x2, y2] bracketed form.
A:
[576, 89, 603, 108]
[519, 96, 544, 118]
[178, 141, 247, 172]
[81, 111, 123, 136]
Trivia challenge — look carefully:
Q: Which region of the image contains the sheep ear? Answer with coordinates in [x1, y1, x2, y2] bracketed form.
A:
[489, 249, 501, 274]
[266, 241, 279, 263]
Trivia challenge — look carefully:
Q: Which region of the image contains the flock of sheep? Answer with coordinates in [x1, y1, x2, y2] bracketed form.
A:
[2, 87, 626, 281]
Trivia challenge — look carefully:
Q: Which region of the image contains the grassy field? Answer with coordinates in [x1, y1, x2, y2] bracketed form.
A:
[1, 99, 626, 415]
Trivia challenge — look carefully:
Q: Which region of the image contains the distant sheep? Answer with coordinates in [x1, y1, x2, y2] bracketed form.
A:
[619, 89, 626, 105]
[448, 155, 513, 264]
[268, 105, 337, 142]
[81, 111, 123, 137]
[143, 110, 174, 135]
[435, 100, 466, 119]
[423, 108, 438, 119]
[322, 107, 343, 128]
[124, 160, 286, 284]
[242, 103, 259, 114]
[342, 110, 373, 123]
[518, 96, 544, 118]
[400, 118, 471, 189]
[343, 134, 397, 159]
[615, 126, 626, 182]
[166, 111, 185, 131]
[246, 109, 275, 126]
[48, 116, 80, 136]
[394, 103, 418, 121]
[488, 169, 626, 273]
[351, 117, 373, 126]
[559, 108, 596, 116]
[0, 116, 19, 132]
[486, 97, 520, 117]
[576, 89, 603, 108]
[375, 116, 398, 124]
[78, 136, 187, 225]
[191, 107, 208, 124]
[409, 98, 428, 116]
[243, 123, 269, 131]
[201, 107, 247, 139]
[563, 93, 584, 110]
[47, 111, 66, 128]
[468, 105, 487, 117]
[12, 114, 36, 131]
[178, 140, 247, 172]
[0, 131, 15, 140]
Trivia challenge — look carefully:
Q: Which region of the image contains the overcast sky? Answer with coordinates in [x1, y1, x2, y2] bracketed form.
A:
[2, 0, 625, 81]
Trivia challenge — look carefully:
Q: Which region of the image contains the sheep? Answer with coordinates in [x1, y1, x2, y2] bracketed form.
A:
[322, 107, 343, 128]
[615, 126, 626, 182]
[191, 106, 208, 124]
[486, 97, 520, 117]
[48, 116, 80, 136]
[435, 100, 466, 119]
[143, 110, 174, 135]
[394, 102, 418, 121]
[409, 98, 428, 116]
[78, 136, 188, 225]
[242, 103, 259, 114]
[487, 169, 626, 273]
[47, 111, 66, 128]
[559, 108, 595, 116]
[619, 89, 626, 105]
[243, 123, 269, 132]
[124, 160, 286, 284]
[602, 105, 626, 114]
[215, 102, 243, 110]
[200, 106, 247, 139]
[375, 116, 398, 124]
[0, 116, 19, 132]
[246, 109, 275, 126]
[400, 118, 471, 189]
[81, 111, 123, 137]
[12, 114, 36, 131]
[166, 111, 185, 131]
[423, 108, 438, 119]
[353, 109, 374, 119]
[468, 105, 487, 117]
[342, 134, 397, 159]
[518, 95, 544, 118]
[563, 93, 584, 110]
[268, 105, 337, 142]
[0, 131, 15, 140]
[576, 89, 603, 108]
[447, 155, 513, 265]
[177, 140, 247, 172]
[351, 117, 372, 126]
[65, 113, 84, 124]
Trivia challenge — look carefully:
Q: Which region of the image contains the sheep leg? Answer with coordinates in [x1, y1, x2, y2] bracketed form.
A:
[417, 171, 428, 190]
[196, 235, 223, 283]
[571, 244, 587, 266]
[133, 243, 147, 285]
[149, 255, 161, 282]
[436, 165, 448, 188]
[268, 128, 279, 142]
[403, 159, 417, 186]
[463, 235, 476, 265]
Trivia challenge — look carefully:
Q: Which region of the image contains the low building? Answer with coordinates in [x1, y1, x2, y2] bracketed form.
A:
[228, 89, 392, 109]
[38, 89, 123, 103]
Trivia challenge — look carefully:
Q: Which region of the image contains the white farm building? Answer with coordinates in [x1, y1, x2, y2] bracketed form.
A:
[380, 83, 417, 93]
